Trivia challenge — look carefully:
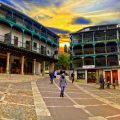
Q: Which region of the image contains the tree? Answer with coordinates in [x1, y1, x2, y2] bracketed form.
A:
[55, 53, 70, 70]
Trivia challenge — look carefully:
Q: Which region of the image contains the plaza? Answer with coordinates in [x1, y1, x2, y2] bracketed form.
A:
[0, 76, 120, 120]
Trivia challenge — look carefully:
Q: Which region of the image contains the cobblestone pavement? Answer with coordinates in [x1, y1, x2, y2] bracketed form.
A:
[36, 78, 120, 120]
[0, 81, 37, 120]
[78, 83, 120, 105]
[0, 77, 120, 120]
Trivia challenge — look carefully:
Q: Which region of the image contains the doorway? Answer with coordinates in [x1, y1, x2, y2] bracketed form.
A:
[105, 71, 111, 84]
[87, 69, 97, 83]
[112, 70, 118, 85]
[0, 58, 6, 73]
[24, 61, 32, 74]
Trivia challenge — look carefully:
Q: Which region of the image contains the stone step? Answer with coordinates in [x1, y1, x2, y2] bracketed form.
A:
[0, 74, 42, 81]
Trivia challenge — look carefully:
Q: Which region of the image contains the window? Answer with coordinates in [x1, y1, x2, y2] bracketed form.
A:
[26, 41, 31, 50]
[47, 50, 49, 55]
[77, 70, 85, 79]
[14, 36, 18, 47]
[41, 45, 46, 55]
[33, 42, 37, 50]
[4, 33, 10, 44]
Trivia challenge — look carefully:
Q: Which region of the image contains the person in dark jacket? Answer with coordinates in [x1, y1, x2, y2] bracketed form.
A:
[99, 74, 104, 89]
[49, 71, 54, 84]
[71, 72, 75, 83]
[112, 78, 116, 89]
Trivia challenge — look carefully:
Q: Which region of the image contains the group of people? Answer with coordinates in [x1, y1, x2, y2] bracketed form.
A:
[99, 74, 116, 89]
[49, 71, 75, 97]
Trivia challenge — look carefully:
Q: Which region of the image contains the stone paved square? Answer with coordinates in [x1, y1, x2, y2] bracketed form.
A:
[86, 105, 120, 117]
[43, 98, 74, 106]
[74, 98, 105, 105]
[5, 94, 34, 105]
[11, 82, 32, 90]
[0, 103, 37, 120]
[67, 92, 93, 98]
[40, 91, 61, 97]
[8, 89, 33, 96]
[48, 107, 90, 120]
[108, 116, 120, 120]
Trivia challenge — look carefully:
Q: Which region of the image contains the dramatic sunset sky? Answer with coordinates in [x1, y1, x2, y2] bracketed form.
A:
[1, 0, 120, 52]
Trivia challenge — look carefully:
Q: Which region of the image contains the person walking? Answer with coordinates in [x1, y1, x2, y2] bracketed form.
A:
[71, 72, 75, 83]
[49, 71, 54, 84]
[112, 78, 116, 89]
[59, 74, 67, 97]
[99, 74, 104, 89]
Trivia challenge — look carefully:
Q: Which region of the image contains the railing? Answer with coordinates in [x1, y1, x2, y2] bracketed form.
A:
[95, 47, 105, 53]
[84, 37, 93, 43]
[0, 34, 58, 58]
[106, 47, 117, 53]
[95, 36, 105, 41]
[74, 63, 82, 68]
[25, 23, 33, 31]
[96, 60, 106, 66]
[72, 35, 118, 44]
[74, 49, 82, 55]
[84, 49, 94, 54]
[0, 12, 58, 45]
[72, 39, 82, 44]
[106, 36, 117, 41]
[95, 36, 117, 42]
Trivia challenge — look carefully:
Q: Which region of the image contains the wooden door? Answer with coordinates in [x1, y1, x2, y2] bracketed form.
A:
[112, 70, 118, 85]
[105, 71, 111, 84]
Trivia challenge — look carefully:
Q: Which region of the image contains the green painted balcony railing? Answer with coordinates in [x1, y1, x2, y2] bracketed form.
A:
[72, 36, 118, 45]
[0, 34, 58, 59]
[0, 13, 58, 46]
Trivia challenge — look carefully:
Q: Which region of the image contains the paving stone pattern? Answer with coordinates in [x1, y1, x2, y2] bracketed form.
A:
[0, 77, 120, 120]
[0, 82, 37, 120]
[36, 78, 120, 120]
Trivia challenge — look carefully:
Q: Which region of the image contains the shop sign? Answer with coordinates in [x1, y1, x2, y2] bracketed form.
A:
[82, 65, 95, 69]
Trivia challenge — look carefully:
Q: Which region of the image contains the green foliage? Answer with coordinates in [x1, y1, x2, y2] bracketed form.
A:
[55, 53, 70, 70]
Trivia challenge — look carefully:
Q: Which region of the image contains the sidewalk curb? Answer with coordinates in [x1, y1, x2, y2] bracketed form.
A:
[31, 81, 54, 120]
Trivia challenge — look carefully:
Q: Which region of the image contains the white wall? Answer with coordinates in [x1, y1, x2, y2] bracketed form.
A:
[0, 23, 58, 58]
[0, 24, 11, 42]
[118, 69, 120, 84]
[35, 62, 41, 75]
[12, 28, 22, 47]
[24, 33, 31, 48]
[34, 38, 40, 53]
[85, 70, 87, 83]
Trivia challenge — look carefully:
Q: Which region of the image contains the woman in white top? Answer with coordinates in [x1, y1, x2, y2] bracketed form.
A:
[59, 74, 67, 97]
